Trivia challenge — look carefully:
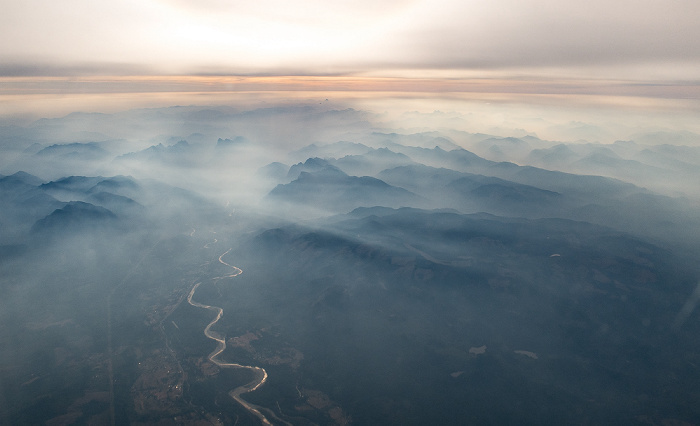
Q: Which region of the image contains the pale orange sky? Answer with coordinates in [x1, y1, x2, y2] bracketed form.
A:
[1, 0, 700, 82]
[2, 75, 700, 143]
[1, 0, 699, 130]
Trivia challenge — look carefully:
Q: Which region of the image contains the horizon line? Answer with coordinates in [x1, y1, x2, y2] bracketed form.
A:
[1, 75, 700, 100]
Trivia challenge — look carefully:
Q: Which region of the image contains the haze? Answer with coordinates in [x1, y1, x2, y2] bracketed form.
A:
[1, 1, 700, 425]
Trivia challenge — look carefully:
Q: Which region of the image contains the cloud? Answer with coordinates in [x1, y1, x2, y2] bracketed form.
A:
[366, 0, 700, 72]
[1, 0, 699, 79]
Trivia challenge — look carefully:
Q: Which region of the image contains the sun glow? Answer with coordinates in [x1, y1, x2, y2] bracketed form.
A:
[140, 0, 425, 72]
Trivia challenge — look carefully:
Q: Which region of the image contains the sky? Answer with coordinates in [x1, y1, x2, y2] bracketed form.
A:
[2, 0, 700, 80]
[1, 0, 700, 123]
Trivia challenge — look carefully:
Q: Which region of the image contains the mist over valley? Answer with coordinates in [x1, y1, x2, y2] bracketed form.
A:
[1, 101, 700, 425]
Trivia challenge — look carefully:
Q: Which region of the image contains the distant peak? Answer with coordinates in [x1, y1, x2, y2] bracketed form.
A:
[5, 171, 44, 186]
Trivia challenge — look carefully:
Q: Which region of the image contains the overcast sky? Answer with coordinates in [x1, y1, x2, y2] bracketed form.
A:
[2, 0, 700, 80]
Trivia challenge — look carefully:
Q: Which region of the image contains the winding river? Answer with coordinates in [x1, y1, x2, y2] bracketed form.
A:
[187, 249, 273, 426]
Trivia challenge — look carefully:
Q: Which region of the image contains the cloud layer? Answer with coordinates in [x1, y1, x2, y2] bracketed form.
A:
[2, 0, 700, 79]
